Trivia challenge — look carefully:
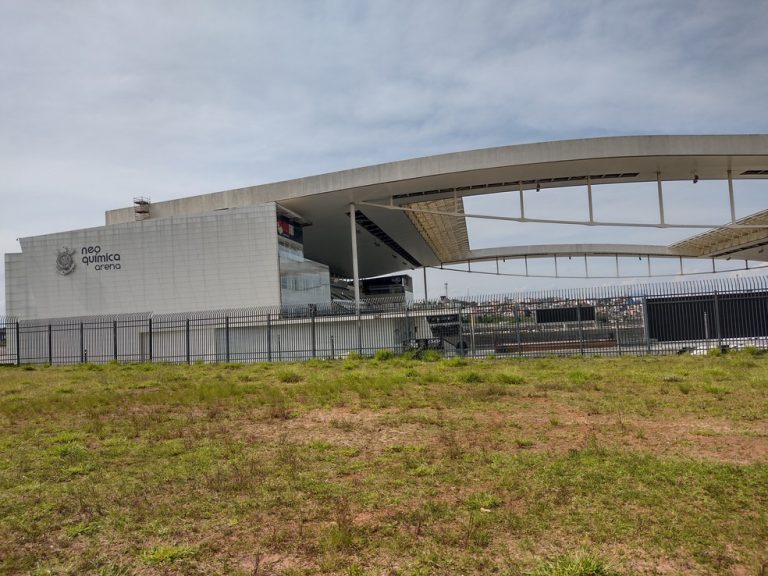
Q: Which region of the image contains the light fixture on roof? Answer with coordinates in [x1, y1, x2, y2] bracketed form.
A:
[693, 174, 699, 184]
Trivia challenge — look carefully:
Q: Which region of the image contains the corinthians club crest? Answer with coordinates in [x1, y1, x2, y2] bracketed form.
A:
[56, 246, 76, 276]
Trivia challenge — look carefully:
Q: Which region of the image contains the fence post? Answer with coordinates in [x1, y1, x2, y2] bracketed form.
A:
[330, 334, 335, 359]
[713, 290, 722, 348]
[576, 304, 584, 356]
[48, 324, 53, 365]
[457, 304, 465, 356]
[79, 322, 84, 363]
[614, 317, 622, 356]
[186, 318, 191, 365]
[225, 316, 230, 363]
[404, 305, 412, 342]
[148, 318, 153, 362]
[469, 311, 476, 357]
[357, 312, 362, 355]
[515, 308, 522, 356]
[15, 321, 21, 366]
[310, 305, 317, 359]
[641, 297, 651, 355]
[703, 311, 710, 341]
[267, 314, 272, 362]
[113, 320, 118, 361]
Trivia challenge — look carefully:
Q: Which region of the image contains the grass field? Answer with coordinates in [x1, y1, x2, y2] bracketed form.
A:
[1, 353, 767, 575]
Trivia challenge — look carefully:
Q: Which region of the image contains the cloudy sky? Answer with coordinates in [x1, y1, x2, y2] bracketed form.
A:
[2, 0, 768, 313]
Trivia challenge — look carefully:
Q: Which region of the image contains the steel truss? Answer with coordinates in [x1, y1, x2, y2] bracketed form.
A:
[434, 254, 768, 280]
[361, 171, 767, 231]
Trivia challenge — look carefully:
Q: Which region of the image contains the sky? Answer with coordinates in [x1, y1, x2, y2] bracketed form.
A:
[1, 0, 768, 314]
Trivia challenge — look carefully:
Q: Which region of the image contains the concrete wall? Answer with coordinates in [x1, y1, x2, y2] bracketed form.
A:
[220, 314, 431, 361]
[5, 253, 29, 319]
[6, 204, 281, 319]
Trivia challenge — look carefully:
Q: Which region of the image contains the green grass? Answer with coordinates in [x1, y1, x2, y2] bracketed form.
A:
[1, 354, 767, 574]
[527, 551, 619, 576]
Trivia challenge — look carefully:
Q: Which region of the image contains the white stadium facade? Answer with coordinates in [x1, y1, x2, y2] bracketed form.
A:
[5, 134, 768, 321]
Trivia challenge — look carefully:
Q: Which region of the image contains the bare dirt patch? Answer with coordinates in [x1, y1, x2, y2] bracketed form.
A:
[237, 402, 768, 466]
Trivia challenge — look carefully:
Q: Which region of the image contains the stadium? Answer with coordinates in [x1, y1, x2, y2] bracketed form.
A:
[4, 134, 768, 364]
[6, 134, 768, 320]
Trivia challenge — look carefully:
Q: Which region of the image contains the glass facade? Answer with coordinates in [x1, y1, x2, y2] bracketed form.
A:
[278, 237, 331, 306]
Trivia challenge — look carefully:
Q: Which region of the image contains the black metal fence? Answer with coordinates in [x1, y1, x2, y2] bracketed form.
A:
[2, 276, 768, 365]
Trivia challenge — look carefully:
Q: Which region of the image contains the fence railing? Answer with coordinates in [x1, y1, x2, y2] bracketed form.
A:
[2, 275, 768, 365]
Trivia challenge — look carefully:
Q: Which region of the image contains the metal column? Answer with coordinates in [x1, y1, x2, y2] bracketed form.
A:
[350, 203, 362, 354]
[728, 170, 736, 223]
[656, 172, 665, 225]
[350, 203, 361, 314]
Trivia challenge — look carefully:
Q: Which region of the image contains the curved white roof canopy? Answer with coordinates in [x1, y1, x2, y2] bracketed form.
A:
[105, 135, 768, 278]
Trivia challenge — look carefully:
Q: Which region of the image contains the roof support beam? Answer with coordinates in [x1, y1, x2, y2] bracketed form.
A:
[728, 169, 736, 223]
[358, 200, 768, 230]
[349, 203, 361, 314]
[430, 254, 768, 279]
[656, 172, 665, 226]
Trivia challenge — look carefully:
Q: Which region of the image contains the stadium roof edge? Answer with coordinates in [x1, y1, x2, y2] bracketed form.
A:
[102, 134, 768, 278]
[105, 134, 768, 225]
